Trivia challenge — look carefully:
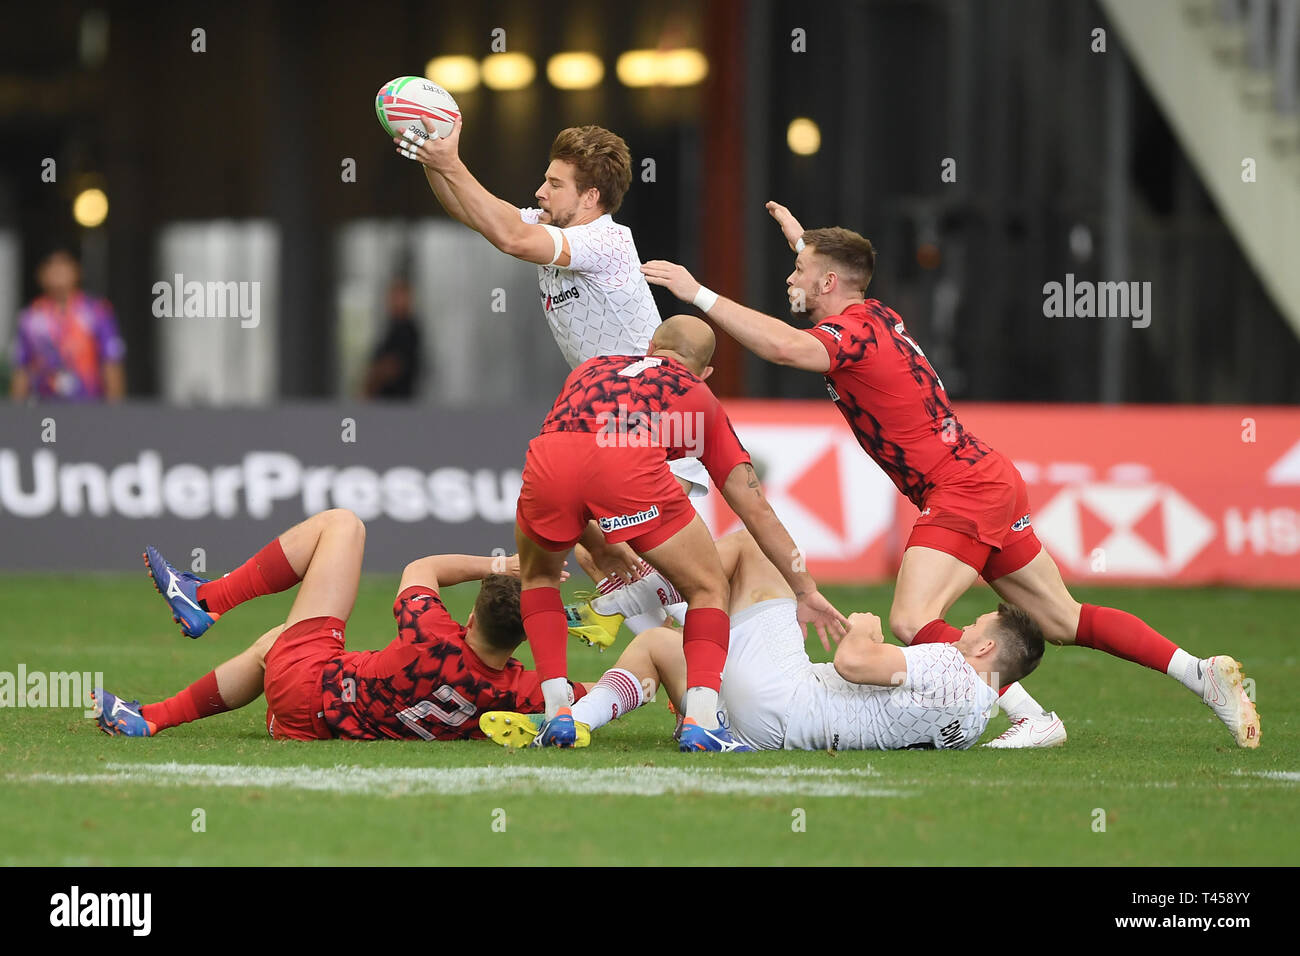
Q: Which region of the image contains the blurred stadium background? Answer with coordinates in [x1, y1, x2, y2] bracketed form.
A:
[1, 0, 1298, 584]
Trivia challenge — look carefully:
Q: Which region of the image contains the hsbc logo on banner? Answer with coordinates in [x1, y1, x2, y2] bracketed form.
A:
[1035, 482, 1216, 577]
[692, 425, 896, 560]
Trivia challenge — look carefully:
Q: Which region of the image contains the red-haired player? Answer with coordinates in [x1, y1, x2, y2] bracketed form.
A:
[641, 206, 1259, 750]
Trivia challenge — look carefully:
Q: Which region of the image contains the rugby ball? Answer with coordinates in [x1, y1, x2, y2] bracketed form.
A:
[375, 76, 460, 139]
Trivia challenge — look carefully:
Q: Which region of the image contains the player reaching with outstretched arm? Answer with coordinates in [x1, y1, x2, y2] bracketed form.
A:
[484, 528, 1044, 752]
[93, 509, 583, 740]
[639, 204, 1260, 750]
[512, 314, 847, 752]
[395, 116, 709, 614]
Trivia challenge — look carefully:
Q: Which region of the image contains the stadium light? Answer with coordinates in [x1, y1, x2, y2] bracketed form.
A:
[73, 188, 108, 228]
[426, 55, 480, 93]
[547, 52, 604, 90]
[657, 49, 708, 86]
[617, 48, 709, 87]
[482, 52, 536, 90]
[787, 117, 821, 156]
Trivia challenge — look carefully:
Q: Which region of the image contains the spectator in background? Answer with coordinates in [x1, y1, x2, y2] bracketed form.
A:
[10, 248, 125, 402]
[363, 277, 423, 400]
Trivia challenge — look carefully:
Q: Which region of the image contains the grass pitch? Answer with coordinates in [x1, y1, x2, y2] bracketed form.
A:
[0, 574, 1295, 866]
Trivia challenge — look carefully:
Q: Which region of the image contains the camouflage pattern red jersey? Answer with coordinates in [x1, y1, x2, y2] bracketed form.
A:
[538, 353, 750, 487]
[806, 301, 993, 508]
[319, 586, 561, 740]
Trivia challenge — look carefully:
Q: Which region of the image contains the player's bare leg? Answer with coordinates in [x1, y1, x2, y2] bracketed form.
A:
[638, 515, 731, 731]
[515, 522, 576, 725]
[96, 624, 285, 738]
[281, 509, 366, 629]
[990, 548, 1260, 748]
[887, 546, 980, 645]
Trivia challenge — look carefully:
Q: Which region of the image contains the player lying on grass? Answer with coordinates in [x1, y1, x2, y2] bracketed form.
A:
[641, 206, 1260, 751]
[513, 313, 847, 752]
[482, 528, 1043, 752]
[92, 508, 585, 740]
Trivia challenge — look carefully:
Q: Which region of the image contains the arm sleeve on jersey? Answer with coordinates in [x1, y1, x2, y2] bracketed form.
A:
[805, 323, 862, 372]
[11, 315, 31, 368]
[698, 391, 753, 488]
[559, 222, 603, 275]
[519, 207, 542, 225]
[95, 302, 127, 362]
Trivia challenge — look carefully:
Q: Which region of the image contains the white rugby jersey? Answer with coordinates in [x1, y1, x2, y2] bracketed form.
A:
[518, 208, 663, 369]
[784, 643, 999, 751]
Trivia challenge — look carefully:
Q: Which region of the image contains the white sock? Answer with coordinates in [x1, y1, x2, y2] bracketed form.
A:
[997, 681, 1048, 720]
[1167, 648, 1204, 695]
[665, 601, 688, 625]
[571, 668, 645, 731]
[682, 686, 720, 729]
[625, 607, 668, 635]
[541, 677, 572, 718]
[591, 561, 683, 619]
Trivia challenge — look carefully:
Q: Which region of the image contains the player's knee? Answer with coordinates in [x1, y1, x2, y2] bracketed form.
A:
[889, 610, 926, 646]
[324, 508, 366, 539]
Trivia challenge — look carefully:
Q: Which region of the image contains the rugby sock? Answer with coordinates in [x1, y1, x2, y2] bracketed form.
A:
[626, 608, 669, 634]
[1166, 648, 1206, 695]
[591, 562, 683, 618]
[197, 539, 300, 616]
[910, 619, 963, 646]
[571, 668, 645, 731]
[682, 687, 721, 729]
[521, 587, 570, 714]
[141, 671, 230, 732]
[1074, 604, 1178, 673]
[682, 607, 730, 729]
[997, 681, 1049, 720]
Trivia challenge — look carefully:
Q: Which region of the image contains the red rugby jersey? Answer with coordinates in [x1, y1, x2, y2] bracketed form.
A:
[805, 301, 992, 507]
[539, 353, 751, 488]
[320, 587, 551, 741]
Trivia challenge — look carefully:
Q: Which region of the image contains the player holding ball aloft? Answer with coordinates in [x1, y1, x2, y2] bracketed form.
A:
[396, 113, 713, 636]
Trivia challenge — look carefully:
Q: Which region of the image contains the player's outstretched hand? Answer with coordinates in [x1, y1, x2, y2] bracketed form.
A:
[765, 201, 805, 252]
[640, 260, 700, 303]
[394, 115, 463, 171]
[797, 589, 850, 653]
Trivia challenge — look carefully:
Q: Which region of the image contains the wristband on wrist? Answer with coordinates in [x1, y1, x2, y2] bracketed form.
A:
[794, 237, 805, 253]
[693, 286, 719, 312]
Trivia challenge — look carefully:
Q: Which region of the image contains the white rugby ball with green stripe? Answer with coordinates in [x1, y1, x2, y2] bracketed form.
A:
[376, 76, 461, 139]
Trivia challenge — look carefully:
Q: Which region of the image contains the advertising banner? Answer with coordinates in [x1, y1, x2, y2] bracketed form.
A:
[2, 402, 1297, 584]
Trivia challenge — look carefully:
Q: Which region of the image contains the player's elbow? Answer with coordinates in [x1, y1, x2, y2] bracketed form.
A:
[832, 641, 870, 684]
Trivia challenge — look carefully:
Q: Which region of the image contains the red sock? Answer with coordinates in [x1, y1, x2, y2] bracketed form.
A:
[521, 587, 568, 682]
[683, 607, 730, 691]
[141, 671, 230, 732]
[1074, 604, 1178, 673]
[910, 619, 963, 646]
[197, 538, 300, 616]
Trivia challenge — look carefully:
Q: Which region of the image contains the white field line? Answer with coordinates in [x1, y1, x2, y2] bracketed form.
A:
[8, 761, 909, 799]
[1235, 770, 1300, 783]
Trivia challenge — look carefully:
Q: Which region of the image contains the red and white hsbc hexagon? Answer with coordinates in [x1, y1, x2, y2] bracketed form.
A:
[695, 401, 1300, 585]
[690, 402, 897, 580]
